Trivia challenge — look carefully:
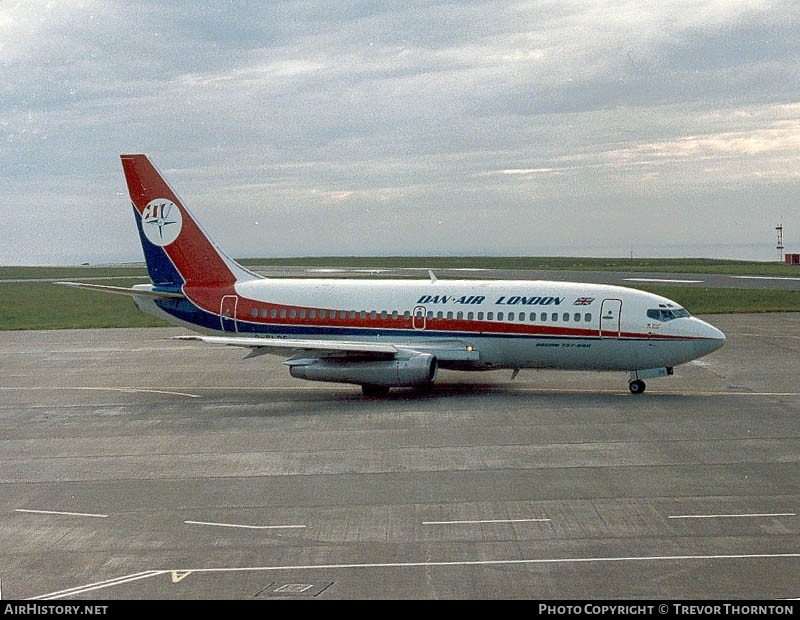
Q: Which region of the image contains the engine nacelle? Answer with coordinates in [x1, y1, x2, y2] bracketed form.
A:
[288, 354, 438, 387]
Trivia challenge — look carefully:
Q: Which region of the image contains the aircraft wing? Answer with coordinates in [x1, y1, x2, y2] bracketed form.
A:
[55, 282, 185, 299]
[173, 334, 480, 362]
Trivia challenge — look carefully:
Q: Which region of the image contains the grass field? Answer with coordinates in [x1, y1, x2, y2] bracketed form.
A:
[1, 258, 799, 330]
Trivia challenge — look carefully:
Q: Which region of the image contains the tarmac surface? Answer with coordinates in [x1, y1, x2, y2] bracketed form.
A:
[1, 309, 799, 599]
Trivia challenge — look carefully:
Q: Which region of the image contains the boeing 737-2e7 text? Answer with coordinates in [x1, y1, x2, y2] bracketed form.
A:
[58, 154, 726, 397]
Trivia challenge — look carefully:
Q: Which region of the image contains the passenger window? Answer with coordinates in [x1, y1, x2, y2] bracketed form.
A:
[497, 312, 504, 321]
[310, 310, 316, 319]
[540, 312, 547, 322]
[392, 310, 398, 319]
[261, 309, 268, 319]
[320, 310, 326, 319]
[508, 312, 514, 321]
[270, 309, 278, 318]
[290, 310, 297, 319]
[487, 312, 494, 320]
[457, 311, 463, 320]
[551, 313, 558, 321]
[300, 310, 307, 319]
[478, 312, 484, 320]
[251, 308, 258, 318]
[446, 311, 453, 319]
[467, 312, 474, 320]
[280, 309, 287, 319]
[380, 311, 387, 320]
[437, 311, 444, 319]
[584, 313, 591, 322]
[574, 313, 581, 322]
[563, 313, 569, 322]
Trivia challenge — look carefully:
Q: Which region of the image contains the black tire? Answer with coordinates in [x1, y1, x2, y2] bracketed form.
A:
[629, 379, 646, 394]
[415, 381, 435, 396]
[362, 384, 391, 398]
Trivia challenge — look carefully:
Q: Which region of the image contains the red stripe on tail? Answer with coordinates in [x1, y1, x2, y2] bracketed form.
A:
[121, 154, 252, 288]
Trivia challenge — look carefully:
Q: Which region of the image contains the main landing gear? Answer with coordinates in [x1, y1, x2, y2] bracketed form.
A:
[361, 382, 435, 398]
[361, 384, 391, 398]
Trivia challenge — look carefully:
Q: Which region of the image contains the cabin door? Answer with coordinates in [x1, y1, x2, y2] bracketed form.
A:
[599, 299, 622, 338]
[413, 305, 427, 330]
[220, 295, 239, 332]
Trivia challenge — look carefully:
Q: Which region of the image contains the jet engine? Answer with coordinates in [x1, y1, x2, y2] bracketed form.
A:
[288, 353, 438, 388]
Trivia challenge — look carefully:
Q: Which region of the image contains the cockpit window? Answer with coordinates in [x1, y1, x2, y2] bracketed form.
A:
[647, 307, 691, 322]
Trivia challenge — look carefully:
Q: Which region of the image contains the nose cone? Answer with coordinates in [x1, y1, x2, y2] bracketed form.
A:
[695, 319, 726, 356]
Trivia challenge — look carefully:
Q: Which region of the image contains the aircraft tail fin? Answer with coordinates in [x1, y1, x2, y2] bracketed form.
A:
[120, 154, 259, 291]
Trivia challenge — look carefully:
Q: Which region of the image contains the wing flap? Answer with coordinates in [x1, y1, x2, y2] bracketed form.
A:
[395, 341, 479, 362]
[174, 335, 398, 355]
[173, 335, 480, 362]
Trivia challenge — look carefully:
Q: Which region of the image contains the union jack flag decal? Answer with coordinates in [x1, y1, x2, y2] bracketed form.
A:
[573, 297, 595, 306]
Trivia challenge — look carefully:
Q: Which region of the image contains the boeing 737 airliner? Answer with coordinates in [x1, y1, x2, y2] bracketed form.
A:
[58, 154, 726, 397]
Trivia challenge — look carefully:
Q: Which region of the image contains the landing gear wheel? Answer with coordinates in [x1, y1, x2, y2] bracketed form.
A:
[415, 382, 435, 396]
[629, 379, 646, 395]
[361, 384, 391, 398]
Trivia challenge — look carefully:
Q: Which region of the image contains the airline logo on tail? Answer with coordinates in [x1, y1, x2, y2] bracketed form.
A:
[142, 198, 182, 247]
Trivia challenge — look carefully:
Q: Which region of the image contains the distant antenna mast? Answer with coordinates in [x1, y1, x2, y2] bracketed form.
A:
[776, 222, 784, 262]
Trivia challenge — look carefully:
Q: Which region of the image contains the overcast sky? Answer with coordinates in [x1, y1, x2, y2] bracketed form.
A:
[2, 1, 799, 265]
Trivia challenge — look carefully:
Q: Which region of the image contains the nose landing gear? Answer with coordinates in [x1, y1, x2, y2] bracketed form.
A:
[628, 379, 646, 394]
[628, 367, 672, 394]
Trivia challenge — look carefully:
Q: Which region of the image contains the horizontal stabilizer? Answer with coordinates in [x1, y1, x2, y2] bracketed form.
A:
[55, 281, 185, 299]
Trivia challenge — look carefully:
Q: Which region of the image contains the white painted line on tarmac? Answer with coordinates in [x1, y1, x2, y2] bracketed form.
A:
[518, 387, 800, 396]
[29, 571, 166, 600]
[624, 278, 704, 283]
[732, 276, 800, 281]
[16, 509, 108, 518]
[31, 552, 800, 599]
[423, 518, 550, 525]
[669, 513, 796, 520]
[184, 520, 306, 530]
[48, 346, 200, 353]
[0, 386, 201, 398]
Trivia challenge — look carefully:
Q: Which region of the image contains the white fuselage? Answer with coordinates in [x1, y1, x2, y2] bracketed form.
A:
[137, 277, 726, 373]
